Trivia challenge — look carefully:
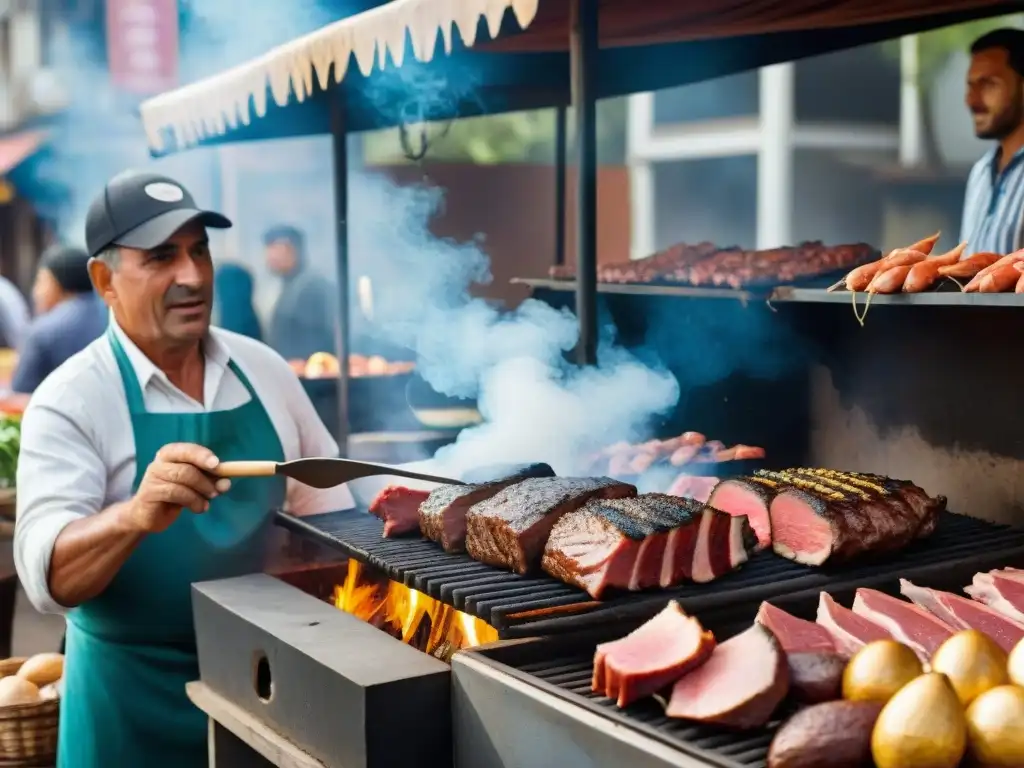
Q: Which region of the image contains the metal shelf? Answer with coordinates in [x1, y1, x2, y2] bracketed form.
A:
[512, 277, 758, 302]
[769, 286, 1024, 307]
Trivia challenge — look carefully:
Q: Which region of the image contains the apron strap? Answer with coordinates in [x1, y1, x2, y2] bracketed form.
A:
[108, 326, 261, 414]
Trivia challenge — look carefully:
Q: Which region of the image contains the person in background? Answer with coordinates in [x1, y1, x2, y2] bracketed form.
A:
[0, 273, 29, 351]
[961, 28, 1024, 255]
[11, 245, 107, 393]
[213, 262, 262, 341]
[263, 225, 336, 362]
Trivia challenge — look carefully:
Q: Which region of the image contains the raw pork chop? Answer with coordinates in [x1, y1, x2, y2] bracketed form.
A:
[757, 602, 843, 703]
[756, 602, 836, 653]
[901, 578, 1024, 653]
[369, 486, 430, 537]
[465, 476, 636, 574]
[592, 601, 715, 708]
[816, 592, 890, 658]
[706, 477, 775, 548]
[418, 463, 554, 551]
[966, 569, 1024, 624]
[852, 588, 954, 661]
[666, 624, 789, 728]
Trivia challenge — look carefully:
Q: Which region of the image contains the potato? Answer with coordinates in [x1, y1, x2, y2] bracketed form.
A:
[17, 653, 64, 686]
[0, 676, 40, 706]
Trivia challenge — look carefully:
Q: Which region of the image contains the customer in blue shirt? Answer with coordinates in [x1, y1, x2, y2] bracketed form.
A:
[11, 245, 107, 393]
[213, 263, 262, 341]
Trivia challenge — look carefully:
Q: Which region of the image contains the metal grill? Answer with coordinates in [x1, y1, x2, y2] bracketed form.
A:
[277, 509, 1024, 637]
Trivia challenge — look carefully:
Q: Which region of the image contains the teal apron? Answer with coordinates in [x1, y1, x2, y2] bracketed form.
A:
[57, 328, 286, 767]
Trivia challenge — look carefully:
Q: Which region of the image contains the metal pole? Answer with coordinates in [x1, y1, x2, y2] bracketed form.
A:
[756, 63, 794, 250]
[554, 105, 567, 266]
[329, 92, 351, 455]
[571, 0, 598, 365]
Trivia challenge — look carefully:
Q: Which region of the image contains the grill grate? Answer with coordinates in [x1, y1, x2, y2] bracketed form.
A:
[277, 508, 1024, 636]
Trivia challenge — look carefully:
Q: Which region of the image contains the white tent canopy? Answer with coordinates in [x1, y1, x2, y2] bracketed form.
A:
[138, 0, 539, 152]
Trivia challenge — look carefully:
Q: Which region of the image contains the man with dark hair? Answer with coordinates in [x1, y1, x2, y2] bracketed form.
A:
[961, 27, 1024, 255]
[263, 224, 337, 362]
[11, 244, 107, 393]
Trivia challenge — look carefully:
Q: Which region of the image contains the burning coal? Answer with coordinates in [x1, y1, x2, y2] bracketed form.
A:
[333, 560, 498, 661]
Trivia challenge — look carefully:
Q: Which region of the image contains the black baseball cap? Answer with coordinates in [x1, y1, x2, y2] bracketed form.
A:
[85, 169, 232, 258]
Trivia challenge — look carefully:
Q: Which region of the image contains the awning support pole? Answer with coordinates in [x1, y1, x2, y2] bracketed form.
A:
[571, 0, 598, 365]
[554, 104, 568, 266]
[330, 91, 351, 455]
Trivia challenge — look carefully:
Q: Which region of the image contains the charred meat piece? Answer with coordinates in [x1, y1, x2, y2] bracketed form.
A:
[707, 477, 776, 549]
[767, 700, 883, 768]
[592, 601, 715, 708]
[418, 463, 554, 552]
[851, 588, 954, 662]
[369, 485, 431, 538]
[966, 568, 1024, 623]
[763, 468, 945, 566]
[465, 477, 636, 575]
[901, 578, 1024, 653]
[666, 623, 789, 729]
[816, 592, 890, 659]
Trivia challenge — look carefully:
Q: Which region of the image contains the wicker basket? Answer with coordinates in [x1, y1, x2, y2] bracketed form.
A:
[0, 658, 58, 767]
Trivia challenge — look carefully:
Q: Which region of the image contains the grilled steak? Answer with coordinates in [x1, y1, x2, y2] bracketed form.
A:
[465, 476, 636, 575]
[759, 468, 945, 566]
[816, 592, 890, 659]
[851, 588, 953, 662]
[541, 494, 755, 598]
[707, 477, 776, 548]
[900, 578, 1024, 653]
[369, 485, 431, 537]
[966, 568, 1024, 623]
[666, 623, 789, 728]
[418, 463, 554, 552]
[592, 601, 715, 708]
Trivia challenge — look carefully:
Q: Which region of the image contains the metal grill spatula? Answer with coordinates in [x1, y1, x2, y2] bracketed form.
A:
[214, 458, 464, 489]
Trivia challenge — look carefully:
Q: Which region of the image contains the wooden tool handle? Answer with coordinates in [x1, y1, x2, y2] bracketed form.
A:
[215, 461, 278, 478]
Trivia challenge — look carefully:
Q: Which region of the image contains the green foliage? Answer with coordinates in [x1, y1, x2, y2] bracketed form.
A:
[0, 416, 20, 489]
[363, 99, 627, 165]
[881, 16, 1023, 86]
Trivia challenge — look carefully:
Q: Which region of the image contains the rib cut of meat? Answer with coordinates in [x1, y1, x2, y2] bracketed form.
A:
[816, 592, 890, 658]
[666, 623, 789, 729]
[756, 601, 835, 654]
[763, 469, 945, 566]
[592, 601, 715, 708]
[541, 494, 754, 598]
[369, 486, 431, 537]
[901, 578, 1024, 653]
[465, 476, 637, 574]
[418, 463, 554, 551]
[852, 588, 954, 661]
[966, 569, 1024, 624]
[707, 477, 776, 549]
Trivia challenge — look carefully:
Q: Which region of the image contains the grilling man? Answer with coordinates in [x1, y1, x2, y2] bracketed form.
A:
[961, 28, 1024, 255]
[14, 170, 352, 768]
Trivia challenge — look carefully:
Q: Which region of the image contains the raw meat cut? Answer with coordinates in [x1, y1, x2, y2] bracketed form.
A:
[369, 485, 431, 537]
[900, 578, 1024, 653]
[707, 477, 775, 548]
[592, 601, 715, 708]
[762, 469, 944, 566]
[418, 463, 554, 551]
[666, 624, 789, 728]
[756, 602, 836, 653]
[816, 592, 890, 658]
[541, 495, 755, 599]
[465, 476, 636, 574]
[851, 588, 954, 661]
[665, 474, 718, 503]
[966, 569, 1024, 624]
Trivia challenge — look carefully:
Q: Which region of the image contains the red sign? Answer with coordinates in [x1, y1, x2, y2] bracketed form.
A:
[106, 0, 179, 94]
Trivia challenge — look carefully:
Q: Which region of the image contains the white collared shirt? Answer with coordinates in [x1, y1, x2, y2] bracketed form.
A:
[14, 320, 354, 615]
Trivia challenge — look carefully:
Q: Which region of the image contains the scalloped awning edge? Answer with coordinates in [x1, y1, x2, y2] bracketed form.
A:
[139, 0, 539, 152]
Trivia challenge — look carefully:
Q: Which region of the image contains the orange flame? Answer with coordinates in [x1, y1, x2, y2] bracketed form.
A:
[332, 560, 499, 661]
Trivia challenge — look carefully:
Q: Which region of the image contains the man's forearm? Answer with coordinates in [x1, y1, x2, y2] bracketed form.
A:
[47, 501, 144, 608]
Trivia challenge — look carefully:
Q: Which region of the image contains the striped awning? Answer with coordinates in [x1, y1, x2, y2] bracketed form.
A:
[139, 0, 539, 152]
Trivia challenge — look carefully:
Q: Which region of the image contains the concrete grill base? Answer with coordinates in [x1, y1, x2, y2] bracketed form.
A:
[192, 574, 452, 768]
